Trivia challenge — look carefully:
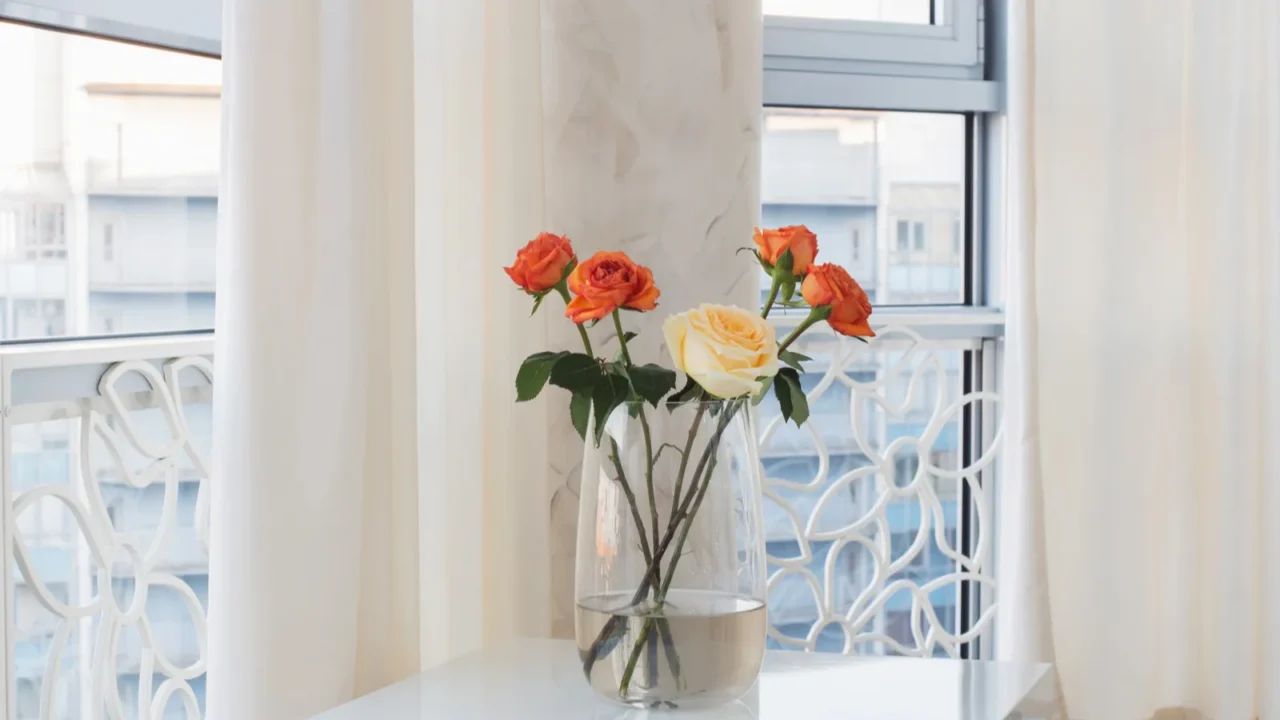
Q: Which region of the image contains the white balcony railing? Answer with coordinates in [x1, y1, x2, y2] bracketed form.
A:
[0, 313, 1001, 718]
[2, 335, 213, 720]
[759, 311, 1002, 658]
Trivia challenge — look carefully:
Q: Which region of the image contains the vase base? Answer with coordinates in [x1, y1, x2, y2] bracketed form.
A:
[576, 589, 765, 710]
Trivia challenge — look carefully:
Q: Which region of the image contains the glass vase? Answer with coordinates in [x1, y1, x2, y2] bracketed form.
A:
[575, 399, 767, 710]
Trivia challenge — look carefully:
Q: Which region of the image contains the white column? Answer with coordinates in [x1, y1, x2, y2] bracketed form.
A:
[541, 0, 762, 636]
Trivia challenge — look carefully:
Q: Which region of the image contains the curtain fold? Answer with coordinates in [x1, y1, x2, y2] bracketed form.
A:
[211, 0, 550, 717]
[993, 0, 1057, 672]
[1002, 0, 1280, 717]
[413, 0, 552, 670]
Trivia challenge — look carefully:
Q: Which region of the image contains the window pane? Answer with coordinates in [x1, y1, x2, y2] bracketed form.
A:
[762, 109, 966, 305]
[0, 24, 219, 341]
[764, 0, 935, 24]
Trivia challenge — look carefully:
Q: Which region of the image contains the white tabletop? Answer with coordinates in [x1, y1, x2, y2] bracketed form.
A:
[315, 639, 1057, 719]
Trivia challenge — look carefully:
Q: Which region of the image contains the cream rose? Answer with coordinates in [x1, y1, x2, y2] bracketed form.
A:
[663, 304, 780, 399]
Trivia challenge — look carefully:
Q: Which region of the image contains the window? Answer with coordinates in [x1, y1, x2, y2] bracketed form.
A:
[1, 10, 219, 718]
[103, 221, 116, 262]
[895, 219, 930, 253]
[0, 204, 68, 261]
[761, 0, 1002, 660]
[13, 299, 66, 339]
[0, 22, 220, 342]
[763, 109, 966, 305]
[30, 205, 67, 259]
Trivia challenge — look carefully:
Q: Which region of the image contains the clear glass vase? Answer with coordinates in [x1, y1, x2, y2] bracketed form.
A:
[575, 399, 767, 710]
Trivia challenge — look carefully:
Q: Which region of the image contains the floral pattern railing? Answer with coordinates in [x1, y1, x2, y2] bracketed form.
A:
[8, 350, 212, 720]
[758, 324, 1000, 658]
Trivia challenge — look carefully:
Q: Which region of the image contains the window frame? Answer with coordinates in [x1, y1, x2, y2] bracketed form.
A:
[764, 0, 982, 70]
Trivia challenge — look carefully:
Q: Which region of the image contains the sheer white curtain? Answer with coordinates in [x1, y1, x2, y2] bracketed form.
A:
[210, 0, 549, 717]
[998, 1, 1280, 718]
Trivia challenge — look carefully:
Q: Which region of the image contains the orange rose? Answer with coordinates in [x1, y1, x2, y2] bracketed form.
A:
[801, 263, 875, 337]
[504, 233, 576, 293]
[565, 251, 660, 324]
[754, 225, 818, 275]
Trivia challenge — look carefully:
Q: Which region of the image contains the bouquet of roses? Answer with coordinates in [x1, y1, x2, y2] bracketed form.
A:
[505, 226, 874, 436]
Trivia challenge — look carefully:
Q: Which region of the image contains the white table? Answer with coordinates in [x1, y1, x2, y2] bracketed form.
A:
[315, 639, 1057, 719]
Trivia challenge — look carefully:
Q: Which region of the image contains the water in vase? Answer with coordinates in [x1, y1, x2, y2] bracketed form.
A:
[576, 589, 766, 709]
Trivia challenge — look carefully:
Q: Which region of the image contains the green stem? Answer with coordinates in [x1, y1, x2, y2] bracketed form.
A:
[762, 274, 781, 319]
[661, 448, 723, 599]
[655, 618, 682, 689]
[612, 310, 633, 366]
[668, 402, 707, 532]
[778, 307, 829, 354]
[638, 410, 661, 576]
[618, 618, 655, 697]
[609, 440, 655, 569]
[556, 284, 594, 357]
[659, 401, 738, 598]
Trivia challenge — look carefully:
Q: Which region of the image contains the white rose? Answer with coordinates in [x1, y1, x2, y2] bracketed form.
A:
[662, 304, 780, 399]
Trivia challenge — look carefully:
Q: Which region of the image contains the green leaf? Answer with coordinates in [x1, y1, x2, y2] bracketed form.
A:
[529, 290, 551, 317]
[549, 353, 603, 394]
[775, 248, 794, 277]
[570, 391, 591, 441]
[666, 375, 700, 412]
[515, 351, 567, 402]
[788, 387, 810, 426]
[591, 373, 631, 445]
[778, 349, 812, 371]
[627, 364, 678, 407]
[753, 249, 772, 273]
[752, 375, 775, 405]
[780, 280, 796, 303]
[774, 367, 809, 426]
[773, 369, 794, 422]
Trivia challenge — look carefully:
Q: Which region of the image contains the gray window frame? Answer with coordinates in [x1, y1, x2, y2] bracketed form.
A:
[0, 0, 220, 55]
